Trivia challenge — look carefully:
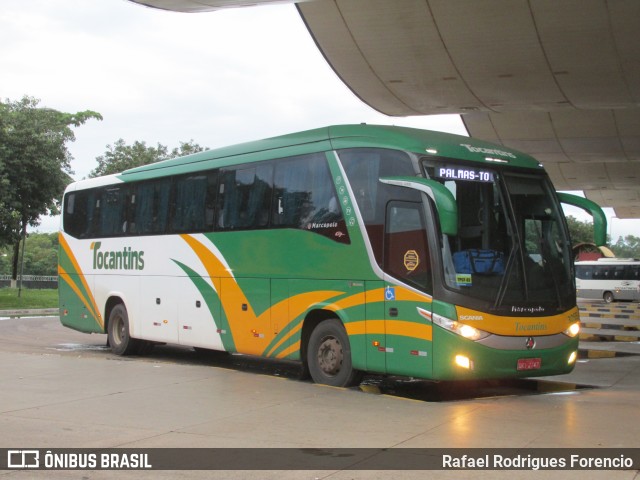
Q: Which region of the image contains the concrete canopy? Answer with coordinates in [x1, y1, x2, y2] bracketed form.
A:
[129, 0, 640, 218]
[128, 0, 306, 13]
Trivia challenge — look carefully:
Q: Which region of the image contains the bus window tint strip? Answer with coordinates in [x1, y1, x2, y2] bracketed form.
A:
[63, 153, 349, 244]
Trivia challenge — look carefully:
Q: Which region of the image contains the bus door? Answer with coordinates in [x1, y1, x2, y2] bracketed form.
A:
[382, 200, 433, 379]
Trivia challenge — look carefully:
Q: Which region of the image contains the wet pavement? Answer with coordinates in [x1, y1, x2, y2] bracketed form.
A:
[0, 316, 638, 479]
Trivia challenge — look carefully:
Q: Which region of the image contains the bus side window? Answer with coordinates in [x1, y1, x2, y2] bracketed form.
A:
[614, 266, 625, 279]
[579, 266, 592, 279]
[172, 174, 209, 233]
[64, 191, 94, 238]
[271, 153, 348, 243]
[134, 178, 171, 235]
[593, 266, 603, 279]
[384, 200, 433, 294]
[97, 186, 128, 237]
[340, 148, 417, 261]
[273, 155, 323, 228]
[204, 171, 218, 231]
[217, 165, 273, 230]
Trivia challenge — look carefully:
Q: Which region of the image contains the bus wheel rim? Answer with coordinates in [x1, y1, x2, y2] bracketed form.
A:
[113, 315, 124, 345]
[317, 337, 342, 376]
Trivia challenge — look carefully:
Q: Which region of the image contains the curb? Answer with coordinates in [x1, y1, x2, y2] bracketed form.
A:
[578, 349, 634, 359]
[0, 308, 59, 318]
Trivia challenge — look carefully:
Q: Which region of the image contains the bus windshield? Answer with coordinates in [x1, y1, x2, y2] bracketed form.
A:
[338, 148, 575, 313]
[424, 160, 574, 312]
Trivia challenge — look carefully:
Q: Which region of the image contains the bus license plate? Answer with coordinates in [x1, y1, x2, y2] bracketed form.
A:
[517, 358, 541, 371]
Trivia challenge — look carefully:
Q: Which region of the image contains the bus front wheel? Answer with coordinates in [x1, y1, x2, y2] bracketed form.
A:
[307, 319, 361, 387]
[603, 291, 614, 303]
[107, 304, 138, 355]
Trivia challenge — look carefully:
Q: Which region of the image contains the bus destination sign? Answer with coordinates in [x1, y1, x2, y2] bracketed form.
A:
[436, 166, 494, 183]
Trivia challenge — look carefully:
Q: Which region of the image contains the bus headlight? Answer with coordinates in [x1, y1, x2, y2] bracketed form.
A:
[563, 322, 580, 338]
[433, 315, 490, 341]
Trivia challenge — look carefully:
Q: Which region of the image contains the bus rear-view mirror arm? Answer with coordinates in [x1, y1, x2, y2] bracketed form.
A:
[557, 192, 607, 247]
[380, 176, 458, 236]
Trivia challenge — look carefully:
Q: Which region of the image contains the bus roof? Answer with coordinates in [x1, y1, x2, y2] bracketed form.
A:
[576, 258, 640, 264]
[120, 124, 541, 179]
[69, 124, 544, 190]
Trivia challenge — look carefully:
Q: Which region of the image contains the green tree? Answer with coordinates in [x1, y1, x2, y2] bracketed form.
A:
[21, 232, 59, 276]
[565, 215, 595, 246]
[0, 233, 58, 277]
[566, 215, 640, 258]
[0, 96, 101, 281]
[89, 139, 207, 177]
[0, 244, 11, 276]
[610, 235, 640, 259]
[169, 140, 208, 159]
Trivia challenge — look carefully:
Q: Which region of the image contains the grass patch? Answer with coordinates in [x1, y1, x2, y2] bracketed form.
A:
[0, 288, 58, 309]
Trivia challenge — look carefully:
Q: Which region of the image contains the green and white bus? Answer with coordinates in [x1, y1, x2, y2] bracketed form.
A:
[59, 124, 606, 386]
[575, 258, 640, 303]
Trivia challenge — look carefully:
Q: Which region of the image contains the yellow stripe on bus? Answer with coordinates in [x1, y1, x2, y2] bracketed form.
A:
[346, 319, 431, 340]
[58, 234, 102, 327]
[58, 268, 103, 330]
[324, 291, 366, 311]
[265, 319, 303, 358]
[385, 320, 432, 340]
[264, 290, 342, 357]
[275, 339, 301, 360]
[456, 305, 578, 336]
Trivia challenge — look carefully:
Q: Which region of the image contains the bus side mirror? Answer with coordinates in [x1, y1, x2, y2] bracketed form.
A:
[557, 192, 607, 247]
[380, 176, 458, 236]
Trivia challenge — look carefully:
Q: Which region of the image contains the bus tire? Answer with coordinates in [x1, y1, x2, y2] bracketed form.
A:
[107, 304, 138, 356]
[603, 291, 614, 303]
[307, 319, 361, 387]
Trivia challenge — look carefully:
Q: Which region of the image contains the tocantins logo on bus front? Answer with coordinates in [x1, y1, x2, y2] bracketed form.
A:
[460, 143, 516, 159]
[90, 242, 145, 271]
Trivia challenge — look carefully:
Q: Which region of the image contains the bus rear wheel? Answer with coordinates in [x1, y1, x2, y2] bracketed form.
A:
[603, 291, 614, 303]
[307, 319, 361, 387]
[107, 304, 139, 355]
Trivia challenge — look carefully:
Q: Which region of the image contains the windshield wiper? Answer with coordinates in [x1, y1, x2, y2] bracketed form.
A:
[494, 240, 521, 309]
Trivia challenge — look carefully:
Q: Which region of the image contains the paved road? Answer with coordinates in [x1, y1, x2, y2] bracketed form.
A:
[0, 316, 638, 479]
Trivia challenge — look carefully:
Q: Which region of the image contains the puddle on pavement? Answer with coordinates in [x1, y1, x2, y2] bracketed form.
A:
[357, 375, 594, 402]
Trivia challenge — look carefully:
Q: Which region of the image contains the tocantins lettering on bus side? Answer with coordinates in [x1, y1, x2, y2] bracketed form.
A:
[91, 242, 145, 270]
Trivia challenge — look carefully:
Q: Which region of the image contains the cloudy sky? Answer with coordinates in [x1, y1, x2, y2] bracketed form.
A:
[1, 0, 637, 239]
